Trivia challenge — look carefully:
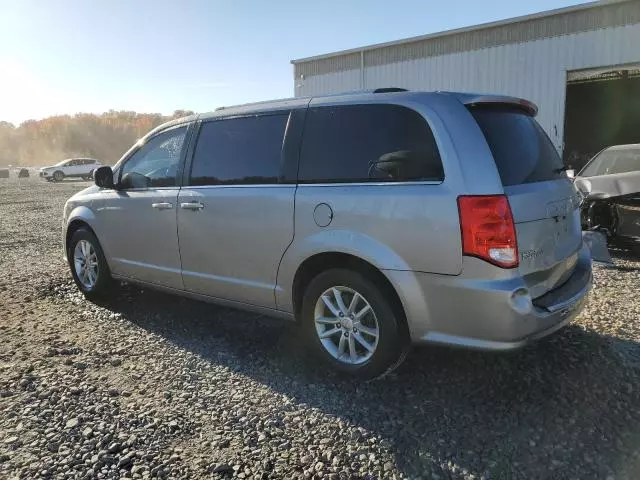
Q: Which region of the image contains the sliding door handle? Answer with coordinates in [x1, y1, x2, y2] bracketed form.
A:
[180, 202, 204, 211]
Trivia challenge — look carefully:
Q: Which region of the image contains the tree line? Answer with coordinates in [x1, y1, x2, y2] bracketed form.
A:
[0, 110, 194, 167]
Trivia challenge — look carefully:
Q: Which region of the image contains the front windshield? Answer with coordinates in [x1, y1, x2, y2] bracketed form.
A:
[580, 148, 640, 177]
[55, 159, 70, 166]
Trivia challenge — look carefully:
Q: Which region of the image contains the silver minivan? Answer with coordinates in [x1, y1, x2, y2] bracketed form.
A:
[63, 90, 592, 378]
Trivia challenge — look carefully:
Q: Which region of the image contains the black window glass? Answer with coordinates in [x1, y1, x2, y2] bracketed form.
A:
[120, 126, 187, 189]
[470, 106, 564, 186]
[189, 114, 288, 186]
[298, 104, 443, 183]
[579, 148, 640, 177]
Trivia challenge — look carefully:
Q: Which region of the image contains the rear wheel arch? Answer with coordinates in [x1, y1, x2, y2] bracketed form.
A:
[292, 252, 407, 332]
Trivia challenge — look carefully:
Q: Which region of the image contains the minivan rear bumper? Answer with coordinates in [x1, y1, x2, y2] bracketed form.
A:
[388, 243, 592, 350]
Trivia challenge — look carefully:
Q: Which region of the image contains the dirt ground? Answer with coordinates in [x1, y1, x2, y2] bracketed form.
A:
[1, 177, 640, 480]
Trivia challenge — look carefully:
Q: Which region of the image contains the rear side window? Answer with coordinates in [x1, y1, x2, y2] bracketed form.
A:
[470, 106, 563, 186]
[579, 148, 640, 177]
[298, 104, 443, 183]
[189, 114, 288, 186]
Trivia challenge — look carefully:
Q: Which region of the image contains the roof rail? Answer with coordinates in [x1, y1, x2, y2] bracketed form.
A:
[373, 87, 409, 93]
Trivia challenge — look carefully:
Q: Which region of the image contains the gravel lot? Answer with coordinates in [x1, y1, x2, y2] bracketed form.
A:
[1, 177, 639, 480]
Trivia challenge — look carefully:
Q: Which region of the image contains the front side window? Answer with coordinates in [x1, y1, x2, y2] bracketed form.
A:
[580, 148, 640, 177]
[189, 113, 288, 186]
[298, 104, 444, 183]
[120, 126, 187, 189]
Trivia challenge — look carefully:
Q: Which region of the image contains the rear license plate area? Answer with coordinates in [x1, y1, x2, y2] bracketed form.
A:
[552, 216, 570, 246]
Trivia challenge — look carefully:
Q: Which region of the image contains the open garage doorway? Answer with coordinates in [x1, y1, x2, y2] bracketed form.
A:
[563, 65, 640, 171]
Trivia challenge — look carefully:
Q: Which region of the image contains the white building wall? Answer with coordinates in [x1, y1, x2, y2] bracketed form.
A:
[297, 24, 640, 152]
[299, 69, 361, 99]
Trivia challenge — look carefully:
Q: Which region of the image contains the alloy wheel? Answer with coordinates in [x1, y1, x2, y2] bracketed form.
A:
[73, 240, 99, 290]
[313, 286, 380, 365]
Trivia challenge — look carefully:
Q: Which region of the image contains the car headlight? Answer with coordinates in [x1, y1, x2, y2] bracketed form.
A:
[574, 178, 591, 195]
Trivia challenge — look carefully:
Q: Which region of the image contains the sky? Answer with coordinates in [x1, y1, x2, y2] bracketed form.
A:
[0, 0, 590, 125]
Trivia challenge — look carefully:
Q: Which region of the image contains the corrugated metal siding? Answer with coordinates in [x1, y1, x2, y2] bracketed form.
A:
[295, 53, 361, 78]
[297, 24, 640, 152]
[294, 0, 640, 78]
[295, 69, 361, 97]
[363, 0, 639, 68]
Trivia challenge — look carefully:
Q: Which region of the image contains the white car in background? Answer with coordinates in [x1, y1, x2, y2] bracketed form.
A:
[40, 158, 102, 182]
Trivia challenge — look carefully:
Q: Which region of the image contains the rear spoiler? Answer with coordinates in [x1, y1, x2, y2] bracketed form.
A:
[457, 94, 538, 116]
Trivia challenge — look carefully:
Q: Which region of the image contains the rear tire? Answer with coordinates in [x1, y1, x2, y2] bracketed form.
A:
[301, 268, 409, 380]
[67, 227, 113, 299]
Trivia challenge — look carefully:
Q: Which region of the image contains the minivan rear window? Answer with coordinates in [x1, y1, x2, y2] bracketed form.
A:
[470, 106, 563, 186]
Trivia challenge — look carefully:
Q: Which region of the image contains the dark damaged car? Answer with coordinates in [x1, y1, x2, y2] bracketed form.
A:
[575, 144, 640, 248]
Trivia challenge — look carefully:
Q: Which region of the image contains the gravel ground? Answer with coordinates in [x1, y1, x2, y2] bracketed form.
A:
[1, 177, 639, 480]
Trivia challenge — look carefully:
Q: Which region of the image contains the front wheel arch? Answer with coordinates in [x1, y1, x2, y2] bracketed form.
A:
[67, 226, 113, 298]
[66, 220, 96, 256]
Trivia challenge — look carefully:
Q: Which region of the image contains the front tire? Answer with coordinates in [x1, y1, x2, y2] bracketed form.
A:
[67, 227, 113, 299]
[53, 170, 64, 182]
[301, 268, 409, 379]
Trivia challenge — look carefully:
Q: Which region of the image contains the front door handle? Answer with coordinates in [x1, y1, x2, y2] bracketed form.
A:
[151, 202, 173, 210]
[180, 202, 204, 211]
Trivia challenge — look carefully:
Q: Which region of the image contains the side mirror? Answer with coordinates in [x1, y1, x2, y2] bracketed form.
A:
[120, 172, 150, 189]
[94, 166, 115, 189]
[566, 169, 575, 179]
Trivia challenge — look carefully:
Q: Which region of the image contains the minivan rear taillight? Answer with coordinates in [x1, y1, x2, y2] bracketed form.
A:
[457, 195, 519, 268]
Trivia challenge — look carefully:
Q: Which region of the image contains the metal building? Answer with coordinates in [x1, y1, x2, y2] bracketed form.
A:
[291, 0, 640, 168]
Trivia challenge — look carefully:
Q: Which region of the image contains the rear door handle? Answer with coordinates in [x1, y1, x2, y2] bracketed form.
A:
[180, 202, 204, 211]
[151, 202, 173, 210]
